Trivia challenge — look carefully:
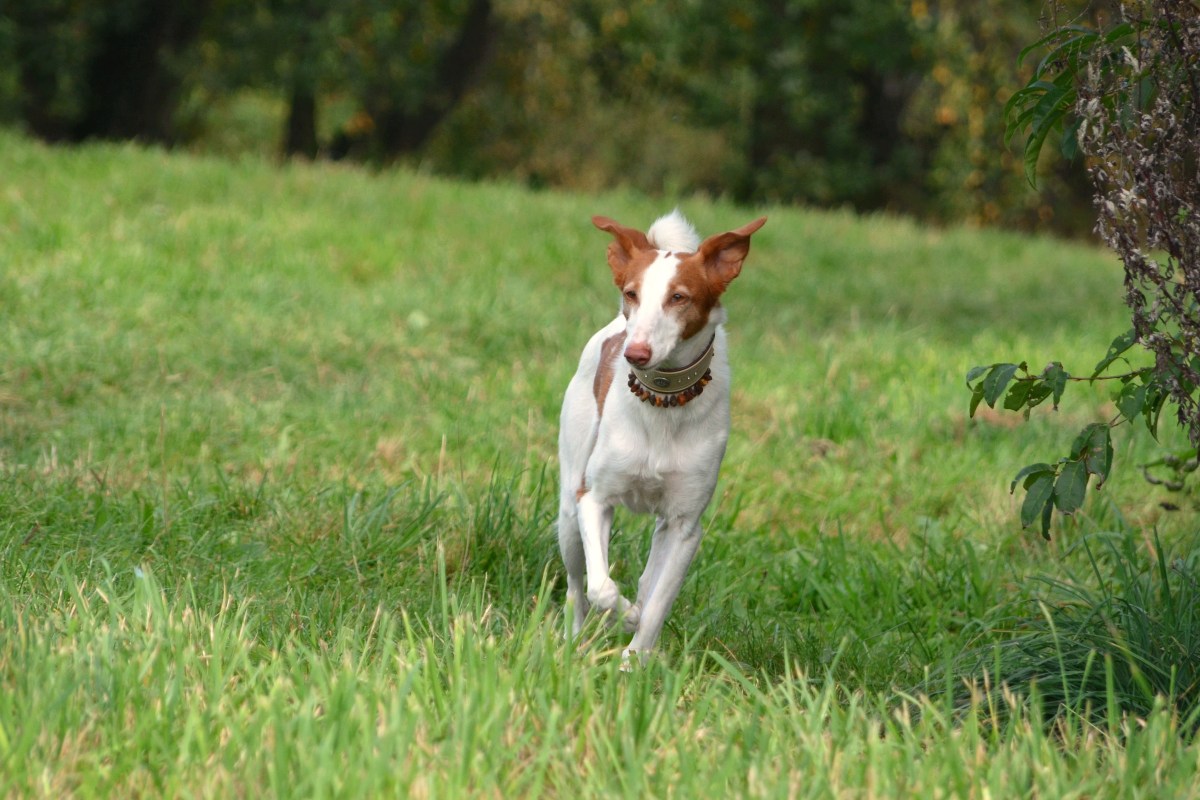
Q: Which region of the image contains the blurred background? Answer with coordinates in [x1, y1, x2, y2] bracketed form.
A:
[0, 0, 1107, 236]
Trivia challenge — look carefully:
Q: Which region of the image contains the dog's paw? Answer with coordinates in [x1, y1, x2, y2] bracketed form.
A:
[586, 578, 622, 613]
[622, 602, 641, 633]
[619, 647, 643, 672]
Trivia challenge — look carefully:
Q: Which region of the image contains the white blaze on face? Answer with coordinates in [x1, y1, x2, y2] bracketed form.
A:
[625, 252, 683, 368]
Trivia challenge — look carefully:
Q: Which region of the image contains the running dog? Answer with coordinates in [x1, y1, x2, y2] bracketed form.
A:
[557, 209, 766, 662]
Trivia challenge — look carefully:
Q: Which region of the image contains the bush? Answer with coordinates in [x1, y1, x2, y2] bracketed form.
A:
[943, 527, 1200, 730]
[973, 0, 1200, 535]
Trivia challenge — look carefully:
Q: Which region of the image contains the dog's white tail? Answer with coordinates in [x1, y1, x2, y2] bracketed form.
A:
[646, 209, 700, 252]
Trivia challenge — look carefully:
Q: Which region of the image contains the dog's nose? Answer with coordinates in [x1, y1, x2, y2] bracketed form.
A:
[624, 341, 652, 367]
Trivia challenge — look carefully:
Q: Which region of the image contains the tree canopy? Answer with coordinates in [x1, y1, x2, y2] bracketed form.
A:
[0, 0, 1105, 232]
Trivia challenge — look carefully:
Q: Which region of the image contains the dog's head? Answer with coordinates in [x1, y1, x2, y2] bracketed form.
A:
[592, 212, 766, 370]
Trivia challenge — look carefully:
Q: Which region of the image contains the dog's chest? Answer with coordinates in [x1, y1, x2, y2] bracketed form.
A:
[590, 407, 727, 514]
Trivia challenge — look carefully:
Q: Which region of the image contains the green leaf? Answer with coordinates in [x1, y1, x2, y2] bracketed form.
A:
[1060, 116, 1082, 160]
[1003, 379, 1034, 411]
[1022, 73, 1071, 117]
[1070, 423, 1098, 459]
[983, 363, 1020, 407]
[1042, 362, 1069, 409]
[1093, 329, 1137, 376]
[1054, 459, 1089, 514]
[1024, 382, 1054, 414]
[969, 384, 985, 418]
[1016, 30, 1063, 67]
[1081, 424, 1114, 484]
[1116, 381, 1147, 419]
[1022, 473, 1055, 529]
[1040, 493, 1054, 539]
[965, 364, 991, 386]
[1033, 29, 1099, 79]
[1011, 462, 1055, 494]
[1004, 86, 1044, 146]
[1144, 383, 1168, 440]
[1022, 82, 1073, 186]
[1016, 26, 1093, 69]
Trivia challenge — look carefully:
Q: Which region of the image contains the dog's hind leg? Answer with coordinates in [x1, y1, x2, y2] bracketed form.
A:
[635, 516, 671, 611]
[557, 505, 590, 636]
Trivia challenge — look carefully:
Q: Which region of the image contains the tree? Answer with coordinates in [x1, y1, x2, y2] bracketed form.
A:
[3, 0, 210, 143]
[970, 0, 1199, 536]
[675, 0, 928, 209]
[199, 0, 338, 159]
[196, 0, 493, 161]
[274, 0, 330, 160]
[361, 0, 493, 159]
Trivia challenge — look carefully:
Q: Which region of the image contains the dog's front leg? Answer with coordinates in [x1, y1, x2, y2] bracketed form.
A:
[577, 492, 638, 630]
[622, 517, 703, 661]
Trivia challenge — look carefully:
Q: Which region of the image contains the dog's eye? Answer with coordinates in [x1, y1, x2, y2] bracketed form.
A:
[624, 290, 638, 302]
[671, 293, 688, 303]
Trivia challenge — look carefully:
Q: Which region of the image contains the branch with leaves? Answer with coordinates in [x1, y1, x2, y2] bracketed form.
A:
[986, 0, 1199, 537]
[1003, 20, 1137, 187]
[967, 330, 1169, 538]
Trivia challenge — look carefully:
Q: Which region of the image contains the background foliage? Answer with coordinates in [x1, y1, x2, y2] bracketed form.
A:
[0, 0, 1107, 233]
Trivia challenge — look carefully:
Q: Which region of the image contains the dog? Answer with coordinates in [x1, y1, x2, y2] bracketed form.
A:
[557, 209, 767, 663]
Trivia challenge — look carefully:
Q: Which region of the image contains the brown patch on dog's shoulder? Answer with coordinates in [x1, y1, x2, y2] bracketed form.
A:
[593, 330, 627, 416]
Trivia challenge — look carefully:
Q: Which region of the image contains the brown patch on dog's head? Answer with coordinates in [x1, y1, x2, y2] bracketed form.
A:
[593, 215, 659, 317]
[670, 216, 767, 338]
[593, 216, 650, 281]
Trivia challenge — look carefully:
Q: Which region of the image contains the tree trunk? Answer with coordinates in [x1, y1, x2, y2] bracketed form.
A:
[283, 86, 319, 160]
[73, 0, 210, 143]
[10, 0, 214, 144]
[372, 0, 493, 159]
[12, 4, 75, 141]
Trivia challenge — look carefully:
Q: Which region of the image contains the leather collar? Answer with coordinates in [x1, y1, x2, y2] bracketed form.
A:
[628, 337, 715, 395]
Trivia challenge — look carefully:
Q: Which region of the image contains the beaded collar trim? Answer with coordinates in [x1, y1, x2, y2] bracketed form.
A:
[627, 337, 716, 408]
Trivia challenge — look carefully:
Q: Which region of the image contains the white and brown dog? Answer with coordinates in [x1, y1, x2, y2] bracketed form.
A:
[557, 209, 767, 662]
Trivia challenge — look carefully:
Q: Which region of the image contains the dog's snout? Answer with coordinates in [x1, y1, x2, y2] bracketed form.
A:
[624, 342, 652, 367]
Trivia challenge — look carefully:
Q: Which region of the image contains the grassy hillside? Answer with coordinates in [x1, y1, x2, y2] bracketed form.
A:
[2, 130, 1198, 797]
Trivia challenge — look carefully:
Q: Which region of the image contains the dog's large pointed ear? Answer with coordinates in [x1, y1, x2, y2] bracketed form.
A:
[593, 216, 652, 281]
[696, 216, 767, 293]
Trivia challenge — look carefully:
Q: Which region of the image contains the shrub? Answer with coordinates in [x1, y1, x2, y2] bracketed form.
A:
[973, 0, 1200, 536]
[944, 528, 1200, 731]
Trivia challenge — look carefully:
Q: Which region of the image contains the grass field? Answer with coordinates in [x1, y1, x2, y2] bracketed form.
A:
[2, 129, 1199, 796]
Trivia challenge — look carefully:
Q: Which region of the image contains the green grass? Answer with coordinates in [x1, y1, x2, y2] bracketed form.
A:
[2, 129, 1200, 796]
[945, 528, 1200, 730]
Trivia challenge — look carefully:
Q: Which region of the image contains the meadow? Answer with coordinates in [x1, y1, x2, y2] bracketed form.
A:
[2, 129, 1199, 796]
